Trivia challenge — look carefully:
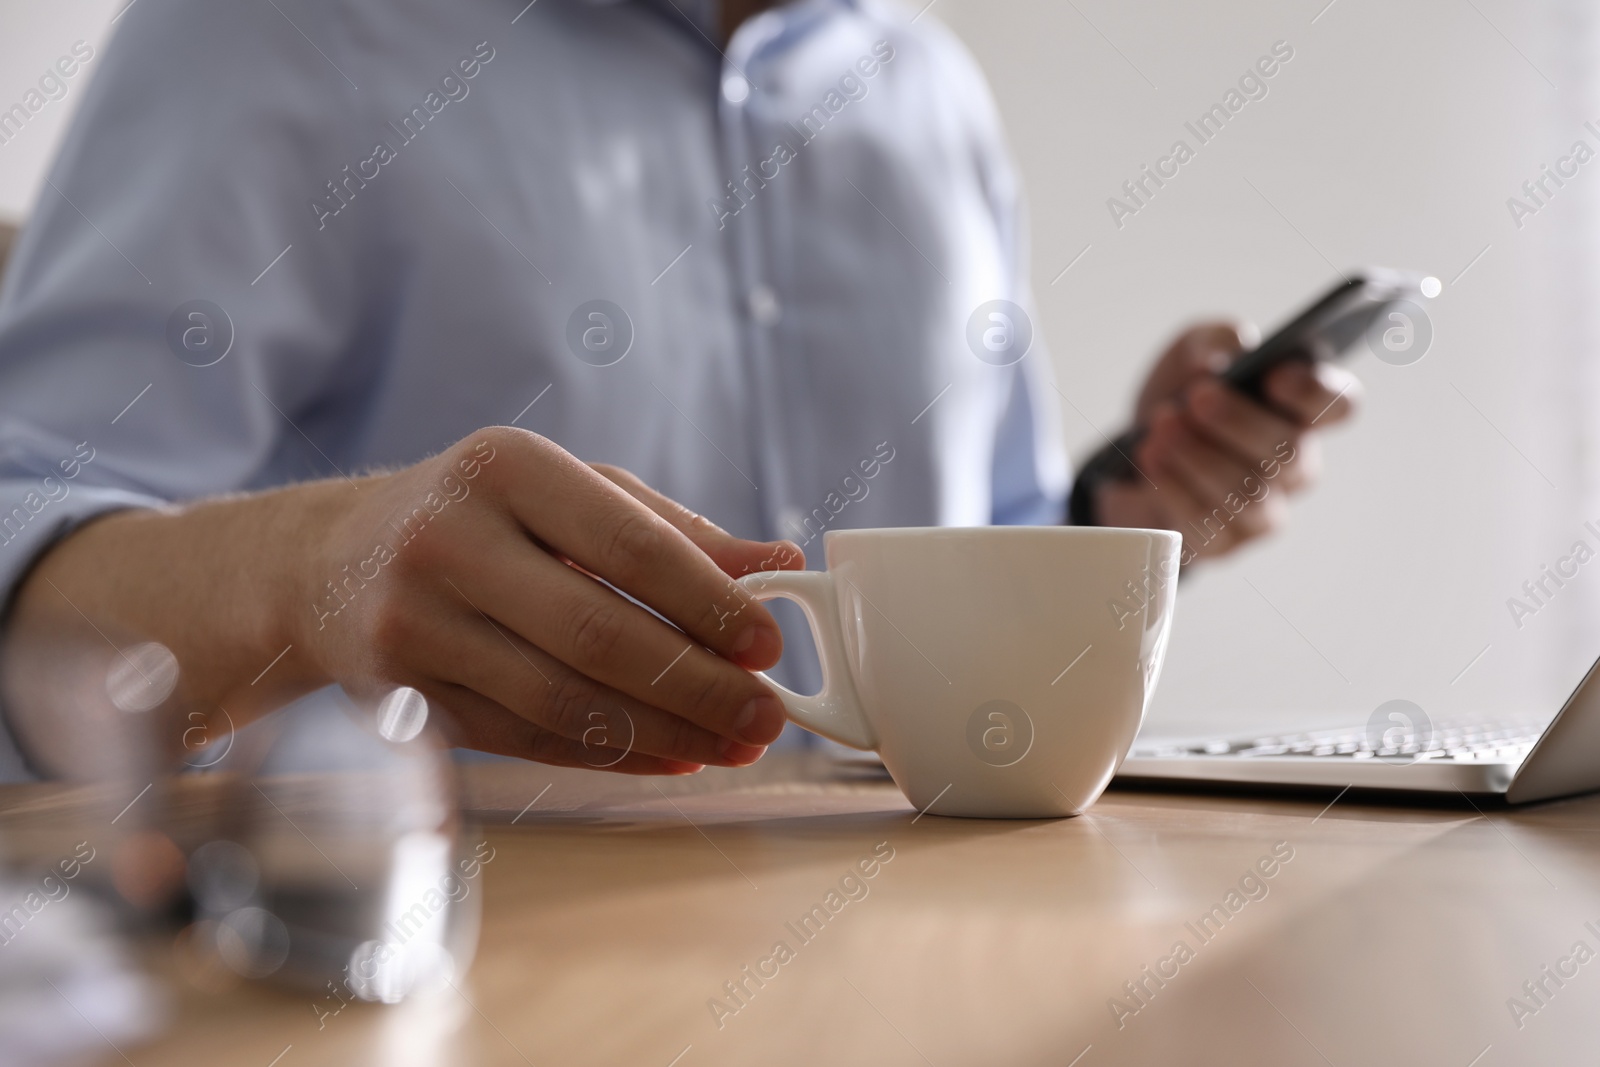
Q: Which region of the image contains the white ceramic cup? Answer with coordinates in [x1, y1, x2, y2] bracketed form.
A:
[736, 526, 1181, 818]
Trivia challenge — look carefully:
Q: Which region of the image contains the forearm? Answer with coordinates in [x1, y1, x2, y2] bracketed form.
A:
[0, 428, 799, 781]
[0, 480, 350, 776]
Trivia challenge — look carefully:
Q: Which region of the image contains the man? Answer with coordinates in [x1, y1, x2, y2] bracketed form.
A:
[0, 0, 1355, 778]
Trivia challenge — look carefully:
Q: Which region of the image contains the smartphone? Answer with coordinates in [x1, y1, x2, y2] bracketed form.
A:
[1094, 268, 1434, 480]
[1217, 267, 1434, 400]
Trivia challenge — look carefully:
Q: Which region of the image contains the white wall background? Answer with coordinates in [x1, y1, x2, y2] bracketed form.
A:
[938, 0, 1600, 737]
[2, 0, 1597, 738]
[0, 0, 121, 222]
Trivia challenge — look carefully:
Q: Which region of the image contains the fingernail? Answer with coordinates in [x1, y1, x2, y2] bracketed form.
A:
[730, 625, 782, 670]
[663, 761, 705, 775]
[716, 737, 767, 766]
[735, 694, 786, 744]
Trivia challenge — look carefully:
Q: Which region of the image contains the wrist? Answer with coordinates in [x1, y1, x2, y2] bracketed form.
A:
[257, 477, 370, 701]
[0, 478, 367, 774]
[44, 486, 345, 711]
[1070, 442, 1131, 526]
[1067, 468, 1101, 526]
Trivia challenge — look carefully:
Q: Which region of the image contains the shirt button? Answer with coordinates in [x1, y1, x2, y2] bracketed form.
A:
[747, 285, 781, 326]
[721, 74, 751, 104]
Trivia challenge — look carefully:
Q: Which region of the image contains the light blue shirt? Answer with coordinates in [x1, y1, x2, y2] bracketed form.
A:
[0, 0, 1068, 775]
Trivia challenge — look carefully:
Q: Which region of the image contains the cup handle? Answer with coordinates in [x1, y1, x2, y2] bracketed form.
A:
[735, 570, 878, 751]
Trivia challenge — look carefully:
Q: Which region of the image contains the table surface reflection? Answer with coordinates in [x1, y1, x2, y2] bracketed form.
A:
[3, 752, 1599, 1067]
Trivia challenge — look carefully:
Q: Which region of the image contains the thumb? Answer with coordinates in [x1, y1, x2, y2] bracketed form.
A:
[1136, 320, 1257, 421]
[1183, 321, 1258, 368]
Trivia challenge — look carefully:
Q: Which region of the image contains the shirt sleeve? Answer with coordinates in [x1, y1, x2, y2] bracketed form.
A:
[0, 0, 374, 778]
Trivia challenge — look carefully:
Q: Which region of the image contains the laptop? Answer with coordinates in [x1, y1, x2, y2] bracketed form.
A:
[1116, 655, 1600, 803]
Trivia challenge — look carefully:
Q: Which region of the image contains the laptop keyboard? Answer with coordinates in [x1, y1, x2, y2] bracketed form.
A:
[1133, 722, 1544, 763]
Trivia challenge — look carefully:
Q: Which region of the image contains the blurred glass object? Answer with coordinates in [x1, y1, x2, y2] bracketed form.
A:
[185, 687, 481, 1007]
[4, 631, 480, 1064]
[0, 641, 173, 1067]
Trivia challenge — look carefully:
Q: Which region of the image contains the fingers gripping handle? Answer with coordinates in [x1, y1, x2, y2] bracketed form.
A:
[735, 570, 877, 751]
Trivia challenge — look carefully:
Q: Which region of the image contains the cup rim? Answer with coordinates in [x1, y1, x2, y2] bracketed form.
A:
[821, 525, 1182, 545]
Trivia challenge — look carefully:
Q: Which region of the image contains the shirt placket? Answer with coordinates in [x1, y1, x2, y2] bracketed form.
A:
[718, 11, 805, 552]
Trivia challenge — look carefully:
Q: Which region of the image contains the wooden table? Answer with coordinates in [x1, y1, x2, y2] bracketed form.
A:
[4, 753, 1599, 1066]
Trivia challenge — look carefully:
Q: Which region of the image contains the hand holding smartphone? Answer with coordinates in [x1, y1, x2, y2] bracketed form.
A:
[1069, 268, 1435, 523]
